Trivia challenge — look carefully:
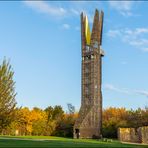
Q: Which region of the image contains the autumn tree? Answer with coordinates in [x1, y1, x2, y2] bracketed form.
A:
[0, 58, 17, 133]
[52, 104, 77, 137]
[32, 107, 49, 136]
[102, 107, 127, 138]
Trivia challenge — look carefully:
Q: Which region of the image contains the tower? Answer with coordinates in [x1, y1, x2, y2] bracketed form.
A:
[74, 9, 104, 139]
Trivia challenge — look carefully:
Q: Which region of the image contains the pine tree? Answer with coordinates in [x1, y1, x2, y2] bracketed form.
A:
[0, 58, 17, 132]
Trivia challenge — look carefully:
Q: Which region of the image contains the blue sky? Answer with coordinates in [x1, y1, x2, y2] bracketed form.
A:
[0, 1, 148, 111]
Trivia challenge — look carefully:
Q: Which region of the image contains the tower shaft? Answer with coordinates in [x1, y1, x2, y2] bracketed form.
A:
[74, 9, 104, 139]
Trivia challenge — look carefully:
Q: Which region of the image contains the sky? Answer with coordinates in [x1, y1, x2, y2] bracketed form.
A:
[0, 1, 148, 111]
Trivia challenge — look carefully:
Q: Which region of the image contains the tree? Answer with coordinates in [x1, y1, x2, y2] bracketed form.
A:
[52, 105, 64, 120]
[67, 103, 75, 114]
[102, 107, 127, 138]
[53, 104, 76, 137]
[32, 107, 49, 136]
[45, 106, 53, 121]
[0, 58, 17, 133]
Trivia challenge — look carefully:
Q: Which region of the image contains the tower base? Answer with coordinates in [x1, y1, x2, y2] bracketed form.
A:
[73, 127, 101, 139]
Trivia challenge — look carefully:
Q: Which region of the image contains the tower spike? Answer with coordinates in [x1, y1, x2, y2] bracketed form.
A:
[84, 15, 91, 45]
[90, 9, 100, 46]
[99, 11, 104, 45]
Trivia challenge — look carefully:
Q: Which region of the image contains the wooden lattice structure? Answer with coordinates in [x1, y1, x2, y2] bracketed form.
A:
[73, 9, 104, 139]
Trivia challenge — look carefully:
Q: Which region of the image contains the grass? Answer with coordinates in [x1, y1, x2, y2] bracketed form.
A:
[0, 135, 147, 148]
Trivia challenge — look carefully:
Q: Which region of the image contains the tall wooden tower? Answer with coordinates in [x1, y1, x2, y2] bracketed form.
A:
[74, 9, 104, 139]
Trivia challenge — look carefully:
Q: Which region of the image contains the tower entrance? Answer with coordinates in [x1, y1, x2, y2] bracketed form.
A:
[75, 129, 80, 139]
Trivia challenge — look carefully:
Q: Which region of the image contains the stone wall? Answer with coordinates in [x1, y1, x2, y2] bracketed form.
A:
[118, 126, 148, 144]
[140, 126, 148, 144]
[118, 128, 140, 143]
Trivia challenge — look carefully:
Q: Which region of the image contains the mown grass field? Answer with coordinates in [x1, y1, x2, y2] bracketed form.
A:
[0, 136, 147, 148]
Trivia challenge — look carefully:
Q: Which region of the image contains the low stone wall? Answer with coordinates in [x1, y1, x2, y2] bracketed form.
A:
[118, 128, 140, 143]
[118, 126, 148, 144]
[140, 126, 148, 144]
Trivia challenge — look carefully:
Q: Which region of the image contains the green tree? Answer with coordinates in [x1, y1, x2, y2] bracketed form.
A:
[45, 106, 53, 121]
[52, 105, 64, 120]
[0, 58, 17, 133]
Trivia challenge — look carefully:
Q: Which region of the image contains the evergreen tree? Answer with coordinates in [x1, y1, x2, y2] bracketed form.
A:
[0, 58, 17, 133]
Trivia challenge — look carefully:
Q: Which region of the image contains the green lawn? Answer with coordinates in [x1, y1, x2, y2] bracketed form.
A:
[0, 136, 147, 148]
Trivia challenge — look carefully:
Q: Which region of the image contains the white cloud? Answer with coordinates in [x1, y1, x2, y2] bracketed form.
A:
[109, 1, 133, 16]
[135, 90, 148, 97]
[129, 39, 148, 46]
[104, 83, 148, 98]
[104, 84, 129, 94]
[135, 28, 148, 34]
[107, 27, 148, 52]
[23, 1, 99, 28]
[70, 9, 80, 15]
[104, 84, 117, 91]
[109, 1, 132, 11]
[107, 30, 121, 38]
[62, 24, 70, 29]
[23, 1, 67, 17]
[142, 48, 148, 52]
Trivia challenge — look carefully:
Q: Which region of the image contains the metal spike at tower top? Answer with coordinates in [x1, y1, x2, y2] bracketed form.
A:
[84, 15, 91, 45]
